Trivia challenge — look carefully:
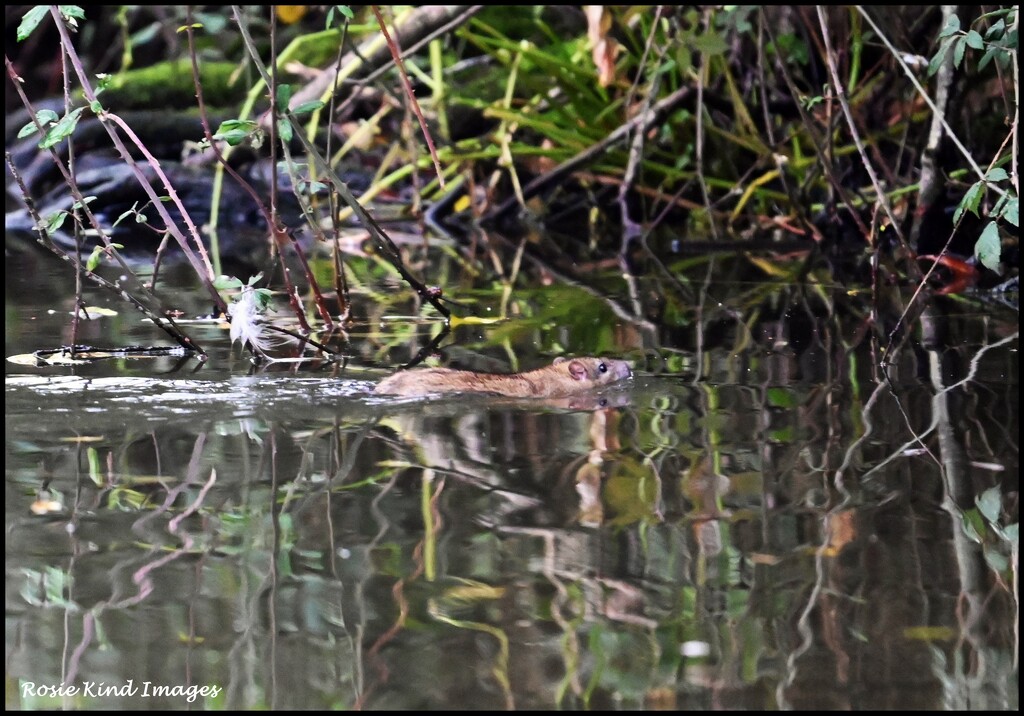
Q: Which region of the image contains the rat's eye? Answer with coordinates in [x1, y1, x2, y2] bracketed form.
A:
[598, 362, 607, 373]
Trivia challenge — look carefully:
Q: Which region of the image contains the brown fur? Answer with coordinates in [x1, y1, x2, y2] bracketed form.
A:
[373, 357, 632, 398]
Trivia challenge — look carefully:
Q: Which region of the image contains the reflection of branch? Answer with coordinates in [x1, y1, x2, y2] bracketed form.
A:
[398, 324, 452, 369]
[65, 433, 215, 685]
[482, 229, 659, 341]
[859, 330, 1019, 482]
[500, 528, 583, 705]
[356, 540, 418, 710]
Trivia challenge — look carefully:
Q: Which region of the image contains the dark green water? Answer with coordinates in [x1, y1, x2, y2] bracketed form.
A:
[5, 238, 1019, 710]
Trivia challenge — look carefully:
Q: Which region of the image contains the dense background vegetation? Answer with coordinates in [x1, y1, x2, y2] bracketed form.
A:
[5, 5, 1018, 352]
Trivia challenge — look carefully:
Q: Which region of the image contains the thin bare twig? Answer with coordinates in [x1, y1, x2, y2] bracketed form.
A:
[759, 9, 872, 243]
[46, 8, 225, 313]
[816, 7, 913, 256]
[855, 6, 1007, 194]
[231, 6, 450, 320]
[6, 152, 205, 355]
[371, 5, 446, 189]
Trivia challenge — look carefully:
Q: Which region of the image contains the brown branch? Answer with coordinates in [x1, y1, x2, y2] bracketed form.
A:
[283, 5, 484, 114]
[371, 5, 446, 189]
[815, 7, 913, 260]
[232, 6, 450, 320]
[46, 8, 226, 313]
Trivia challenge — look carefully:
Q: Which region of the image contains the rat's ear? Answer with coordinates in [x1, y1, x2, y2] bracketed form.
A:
[567, 359, 587, 381]
[553, 356, 567, 365]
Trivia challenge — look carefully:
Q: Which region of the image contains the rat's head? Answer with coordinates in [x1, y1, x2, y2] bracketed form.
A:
[554, 356, 633, 386]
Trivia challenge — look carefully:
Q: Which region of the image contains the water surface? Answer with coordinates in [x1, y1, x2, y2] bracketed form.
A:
[5, 239, 1019, 710]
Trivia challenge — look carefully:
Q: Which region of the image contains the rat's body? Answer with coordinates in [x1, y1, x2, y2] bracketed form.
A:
[373, 357, 632, 398]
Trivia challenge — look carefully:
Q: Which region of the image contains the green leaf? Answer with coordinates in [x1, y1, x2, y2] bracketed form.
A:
[985, 167, 1009, 182]
[59, 6, 86, 21]
[983, 549, 1008, 572]
[976, 486, 1002, 523]
[961, 511, 984, 543]
[327, 5, 354, 29]
[291, 100, 325, 115]
[984, 19, 1006, 41]
[674, 45, 693, 76]
[45, 210, 69, 234]
[277, 117, 293, 144]
[113, 202, 144, 227]
[953, 35, 967, 68]
[953, 181, 984, 223]
[978, 46, 1000, 71]
[213, 119, 259, 146]
[17, 109, 59, 139]
[214, 275, 245, 291]
[766, 387, 797, 409]
[253, 288, 274, 311]
[276, 83, 292, 113]
[974, 221, 1001, 271]
[38, 108, 60, 125]
[86, 245, 105, 272]
[40, 107, 86, 149]
[965, 29, 984, 49]
[927, 39, 952, 77]
[938, 13, 960, 38]
[301, 180, 329, 194]
[1004, 523, 1018, 545]
[998, 196, 1018, 227]
[17, 6, 50, 41]
[55, 5, 84, 30]
[17, 123, 38, 140]
[72, 196, 96, 210]
[691, 31, 728, 56]
[193, 11, 228, 33]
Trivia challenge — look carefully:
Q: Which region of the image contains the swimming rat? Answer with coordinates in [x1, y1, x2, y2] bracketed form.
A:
[373, 357, 632, 398]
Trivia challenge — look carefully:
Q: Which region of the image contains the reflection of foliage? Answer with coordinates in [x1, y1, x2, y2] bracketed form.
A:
[428, 578, 513, 708]
[964, 486, 1019, 576]
[19, 566, 77, 610]
[603, 459, 661, 528]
